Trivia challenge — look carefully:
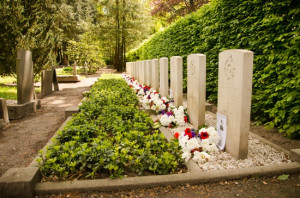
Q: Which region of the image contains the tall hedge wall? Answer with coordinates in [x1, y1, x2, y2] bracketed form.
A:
[127, 0, 300, 138]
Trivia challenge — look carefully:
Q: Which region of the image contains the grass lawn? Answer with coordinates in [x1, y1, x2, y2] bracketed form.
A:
[0, 75, 41, 100]
[56, 68, 73, 76]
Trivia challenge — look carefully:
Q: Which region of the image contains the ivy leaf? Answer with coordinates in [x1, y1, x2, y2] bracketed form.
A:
[277, 174, 289, 180]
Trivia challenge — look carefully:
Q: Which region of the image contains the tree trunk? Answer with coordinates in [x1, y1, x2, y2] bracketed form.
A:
[115, 0, 121, 71]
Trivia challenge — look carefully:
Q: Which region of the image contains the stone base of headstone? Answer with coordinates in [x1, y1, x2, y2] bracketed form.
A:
[7, 101, 35, 119]
[65, 106, 80, 120]
[0, 167, 40, 198]
[290, 149, 300, 163]
[57, 75, 80, 83]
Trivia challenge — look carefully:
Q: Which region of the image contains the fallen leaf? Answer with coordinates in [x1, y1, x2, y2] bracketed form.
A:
[277, 174, 289, 180]
[263, 181, 268, 185]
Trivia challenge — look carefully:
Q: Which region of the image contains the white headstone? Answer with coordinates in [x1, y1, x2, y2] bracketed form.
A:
[142, 61, 147, 85]
[187, 54, 206, 128]
[170, 56, 183, 107]
[159, 57, 169, 97]
[139, 61, 143, 84]
[151, 59, 159, 91]
[217, 49, 253, 159]
[146, 60, 152, 86]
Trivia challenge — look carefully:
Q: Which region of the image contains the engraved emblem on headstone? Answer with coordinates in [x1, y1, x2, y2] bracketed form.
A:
[171, 60, 175, 73]
[189, 60, 196, 76]
[224, 54, 235, 80]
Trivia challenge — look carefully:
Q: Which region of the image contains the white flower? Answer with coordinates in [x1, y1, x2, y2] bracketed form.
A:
[186, 138, 201, 152]
[160, 114, 175, 126]
[182, 151, 191, 162]
[192, 151, 211, 163]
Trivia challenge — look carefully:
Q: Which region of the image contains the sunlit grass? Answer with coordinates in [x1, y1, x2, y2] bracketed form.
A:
[0, 76, 17, 85]
[0, 86, 41, 100]
[56, 68, 73, 76]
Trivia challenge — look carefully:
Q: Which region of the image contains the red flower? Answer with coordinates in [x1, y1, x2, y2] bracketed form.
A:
[191, 148, 200, 153]
[200, 131, 209, 139]
[184, 128, 193, 138]
[168, 123, 173, 128]
[184, 128, 191, 134]
[184, 116, 188, 123]
[174, 132, 179, 139]
[154, 91, 158, 94]
[130, 85, 133, 88]
[162, 99, 165, 104]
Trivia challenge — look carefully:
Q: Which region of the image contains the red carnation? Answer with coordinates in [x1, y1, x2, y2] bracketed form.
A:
[184, 116, 188, 123]
[174, 132, 179, 139]
[200, 131, 209, 139]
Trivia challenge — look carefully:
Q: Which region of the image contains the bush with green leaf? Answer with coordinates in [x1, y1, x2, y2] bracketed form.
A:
[127, 0, 300, 138]
[39, 74, 183, 180]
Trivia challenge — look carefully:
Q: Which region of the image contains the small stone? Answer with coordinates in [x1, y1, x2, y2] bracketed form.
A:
[236, 194, 240, 197]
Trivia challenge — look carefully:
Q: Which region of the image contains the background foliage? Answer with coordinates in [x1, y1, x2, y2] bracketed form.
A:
[127, 0, 300, 137]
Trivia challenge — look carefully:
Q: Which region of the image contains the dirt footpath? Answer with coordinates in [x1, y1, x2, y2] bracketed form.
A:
[0, 70, 109, 176]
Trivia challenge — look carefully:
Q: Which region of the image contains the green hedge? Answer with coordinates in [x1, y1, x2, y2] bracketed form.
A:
[39, 74, 183, 179]
[127, 0, 300, 138]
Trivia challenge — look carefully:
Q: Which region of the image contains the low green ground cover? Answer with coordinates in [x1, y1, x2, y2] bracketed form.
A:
[39, 74, 183, 180]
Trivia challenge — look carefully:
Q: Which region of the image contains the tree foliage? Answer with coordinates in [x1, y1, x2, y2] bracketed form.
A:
[0, 0, 97, 75]
[150, 0, 209, 23]
[127, 0, 300, 138]
[97, 0, 152, 71]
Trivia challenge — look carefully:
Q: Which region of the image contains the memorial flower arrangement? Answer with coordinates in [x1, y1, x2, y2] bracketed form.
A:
[122, 73, 173, 113]
[122, 73, 220, 164]
[159, 105, 188, 128]
[174, 127, 220, 163]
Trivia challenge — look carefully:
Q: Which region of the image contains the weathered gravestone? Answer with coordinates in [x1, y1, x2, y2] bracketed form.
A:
[170, 56, 183, 107]
[187, 54, 206, 128]
[41, 70, 53, 97]
[0, 98, 10, 127]
[7, 49, 36, 119]
[73, 62, 77, 75]
[16, 49, 34, 104]
[52, 67, 59, 91]
[151, 59, 159, 91]
[159, 57, 169, 97]
[217, 49, 253, 159]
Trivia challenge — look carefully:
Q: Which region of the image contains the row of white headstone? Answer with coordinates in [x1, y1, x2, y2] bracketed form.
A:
[126, 49, 254, 159]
